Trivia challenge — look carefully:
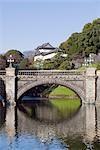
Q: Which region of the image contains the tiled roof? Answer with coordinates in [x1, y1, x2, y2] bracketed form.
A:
[34, 43, 62, 56]
[36, 43, 54, 49]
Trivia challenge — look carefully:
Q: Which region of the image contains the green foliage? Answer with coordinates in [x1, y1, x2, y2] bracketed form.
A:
[97, 64, 100, 70]
[43, 59, 54, 69]
[58, 60, 70, 70]
[43, 53, 69, 70]
[28, 63, 35, 69]
[79, 63, 100, 70]
[59, 32, 80, 57]
[59, 18, 100, 59]
[83, 23, 92, 32]
[38, 18, 100, 70]
[19, 58, 29, 69]
[0, 55, 6, 69]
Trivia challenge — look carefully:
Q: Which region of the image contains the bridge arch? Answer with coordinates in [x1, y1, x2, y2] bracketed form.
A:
[17, 79, 85, 102]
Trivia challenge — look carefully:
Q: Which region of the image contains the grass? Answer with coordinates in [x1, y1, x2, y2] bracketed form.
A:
[20, 99, 81, 121]
[50, 99, 81, 119]
[50, 99, 81, 110]
[91, 64, 98, 68]
[49, 86, 76, 96]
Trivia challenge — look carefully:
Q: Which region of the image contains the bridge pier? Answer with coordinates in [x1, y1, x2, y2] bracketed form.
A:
[85, 68, 96, 104]
[96, 71, 100, 104]
[84, 105, 96, 141]
[6, 68, 16, 105]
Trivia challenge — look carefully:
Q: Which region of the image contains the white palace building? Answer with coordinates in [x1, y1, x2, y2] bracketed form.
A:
[34, 43, 62, 61]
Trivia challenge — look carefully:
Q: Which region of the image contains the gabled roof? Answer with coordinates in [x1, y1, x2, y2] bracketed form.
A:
[36, 43, 55, 50]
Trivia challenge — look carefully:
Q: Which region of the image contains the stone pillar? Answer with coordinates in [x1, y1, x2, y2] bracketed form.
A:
[5, 106, 16, 142]
[85, 68, 96, 104]
[83, 105, 96, 145]
[96, 105, 100, 137]
[96, 71, 100, 104]
[6, 68, 16, 105]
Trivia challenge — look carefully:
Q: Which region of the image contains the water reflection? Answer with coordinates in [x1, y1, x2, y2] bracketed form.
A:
[0, 103, 6, 128]
[0, 100, 100, 150]
[18, 100, 81, 123]
[5, 106, 16, 142]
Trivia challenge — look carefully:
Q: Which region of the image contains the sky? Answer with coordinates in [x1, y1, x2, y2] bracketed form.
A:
[0, 0, 100, 53]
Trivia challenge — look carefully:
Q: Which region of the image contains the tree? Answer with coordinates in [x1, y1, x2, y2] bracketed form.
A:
[43, 52, 67, 70]
[43, 60, 54, 70]
[58, 60, 70, 70]
[19, 58, 29, 69]
[5, 50, 24, 66]
[0, 55, 6, 69]
[59, 18, 100, 59]
[97, 64, 100, 70]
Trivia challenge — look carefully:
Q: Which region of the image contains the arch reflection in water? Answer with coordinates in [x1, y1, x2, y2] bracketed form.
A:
[0, 103, 6, 128]
[18, 99, 81, 123]
[0, 101, 100, 150]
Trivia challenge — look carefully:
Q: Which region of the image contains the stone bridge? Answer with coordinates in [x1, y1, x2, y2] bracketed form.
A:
[0, 67, 100, 105]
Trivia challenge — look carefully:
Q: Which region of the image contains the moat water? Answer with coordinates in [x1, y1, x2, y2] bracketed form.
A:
[0, 99, 100, 150]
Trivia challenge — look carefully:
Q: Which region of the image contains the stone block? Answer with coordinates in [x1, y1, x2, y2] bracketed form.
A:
[86, 67, 96, 77]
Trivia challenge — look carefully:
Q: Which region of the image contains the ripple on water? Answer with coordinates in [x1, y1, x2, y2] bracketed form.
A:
[0, 133, 68, 150]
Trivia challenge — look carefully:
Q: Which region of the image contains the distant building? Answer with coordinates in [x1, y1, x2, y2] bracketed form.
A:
[34, 43, 62, 61]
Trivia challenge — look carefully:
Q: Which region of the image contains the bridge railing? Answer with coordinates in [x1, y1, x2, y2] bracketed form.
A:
[0, 70, 6, 75]
[17, 69, 85, 76]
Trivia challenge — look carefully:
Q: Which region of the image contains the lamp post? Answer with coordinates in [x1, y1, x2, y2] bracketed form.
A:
[88, 54, 94, 65]
[83, 58, 89, 67]
[6, 54, 16, 106]
[83, 54, 94, 67]
[7, 55, 14, 68]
